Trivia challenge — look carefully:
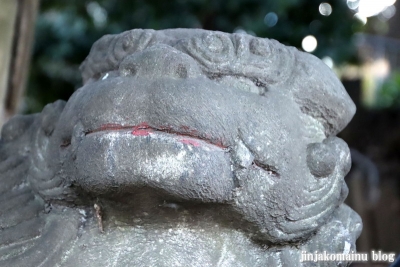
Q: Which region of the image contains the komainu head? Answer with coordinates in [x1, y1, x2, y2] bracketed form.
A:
[0, 29, 361, 267]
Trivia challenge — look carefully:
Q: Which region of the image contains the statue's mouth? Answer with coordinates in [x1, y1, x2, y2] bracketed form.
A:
[85, 122, 228, 149]
[74, 122, 235, 201]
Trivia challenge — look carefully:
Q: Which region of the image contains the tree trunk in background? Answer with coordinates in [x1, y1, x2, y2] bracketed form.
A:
[0, 0, 39, 129]
[0, 0, 18, 128]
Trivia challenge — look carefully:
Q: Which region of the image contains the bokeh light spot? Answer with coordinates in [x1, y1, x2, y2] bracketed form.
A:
[347, 0, 360, 10]
[381, 5, 396, 19]
[233, 27, 247, 34]
[86, 2, 107, 28]
[354, 13, 368, 25]
[302, 35, 318, 52]
[357, 0, 397, 17]
[322, 56, 334, 68]
[319, 3, 333, 16]
[264, 12, 278, 27]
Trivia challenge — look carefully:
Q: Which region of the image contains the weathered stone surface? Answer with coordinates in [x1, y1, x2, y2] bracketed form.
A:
[0, 29, 361, 266]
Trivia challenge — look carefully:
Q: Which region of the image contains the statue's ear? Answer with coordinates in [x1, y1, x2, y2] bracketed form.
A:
[0, 101, 80, 267]
[1, 114, 35, 143]
[38, 100, 66, 137]
[0, 114, 37, 195]
[29, 100, 67, 201]
[0, 100, 66, 173]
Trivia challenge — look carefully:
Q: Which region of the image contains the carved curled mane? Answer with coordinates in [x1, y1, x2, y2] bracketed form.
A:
[0, 106, 80, 266]
[79, 29, 296, 86]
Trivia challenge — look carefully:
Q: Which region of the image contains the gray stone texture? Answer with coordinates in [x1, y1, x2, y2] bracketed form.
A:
[0, 29, 361, 266]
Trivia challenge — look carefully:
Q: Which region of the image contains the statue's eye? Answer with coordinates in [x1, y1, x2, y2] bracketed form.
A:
[175, 64, 188, 79]
[0, 115, 34, 142]
[210, 75, 267, 96]
[119, 61, 138, 77]
[124, 66, 137, 76]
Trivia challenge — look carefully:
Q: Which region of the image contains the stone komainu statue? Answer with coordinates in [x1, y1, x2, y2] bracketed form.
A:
[0, 29, 361, 266]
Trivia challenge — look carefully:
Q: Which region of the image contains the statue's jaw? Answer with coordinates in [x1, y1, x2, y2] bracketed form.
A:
[73, 127, 235, 202]
[56, 203, 361, 267]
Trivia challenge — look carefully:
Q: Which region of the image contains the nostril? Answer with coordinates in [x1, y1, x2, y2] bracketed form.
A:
[176, 64, 188, 79]
[307, 142, 336, 178]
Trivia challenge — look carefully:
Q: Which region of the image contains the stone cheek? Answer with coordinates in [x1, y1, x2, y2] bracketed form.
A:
[0, 29, 361, 267]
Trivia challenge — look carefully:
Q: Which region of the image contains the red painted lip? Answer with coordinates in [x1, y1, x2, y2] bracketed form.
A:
[85, 122, 227, 149]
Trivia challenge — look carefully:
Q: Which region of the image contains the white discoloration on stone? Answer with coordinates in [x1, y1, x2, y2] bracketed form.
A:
[344, 241, 351, 254]
[102, 73, 109, 80]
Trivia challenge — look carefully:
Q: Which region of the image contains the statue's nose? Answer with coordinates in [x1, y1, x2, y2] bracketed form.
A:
[118, 44, 203, 79]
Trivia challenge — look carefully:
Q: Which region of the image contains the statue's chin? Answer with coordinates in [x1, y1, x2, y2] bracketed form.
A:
[74, 129, 235, 202]
[57, 203, 361, 267]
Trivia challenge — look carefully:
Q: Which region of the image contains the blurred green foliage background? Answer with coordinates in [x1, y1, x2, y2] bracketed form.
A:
[28, 0, 365, 113]
[377, 71, 400, 108]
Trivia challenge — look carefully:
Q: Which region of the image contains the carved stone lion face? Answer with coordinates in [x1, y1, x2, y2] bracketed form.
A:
[0, 29, 361, 267]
